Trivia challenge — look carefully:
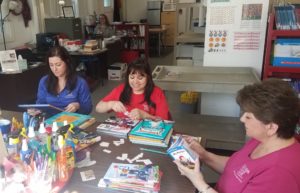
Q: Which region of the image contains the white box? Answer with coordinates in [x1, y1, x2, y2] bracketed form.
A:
[108, 63, 127, 80]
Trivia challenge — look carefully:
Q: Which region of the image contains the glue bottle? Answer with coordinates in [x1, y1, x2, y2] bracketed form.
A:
[57, 135, 68, 181]
[20, 139, 32, 165]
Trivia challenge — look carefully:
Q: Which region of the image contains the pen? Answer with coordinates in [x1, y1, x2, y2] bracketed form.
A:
[139, 147, 167, 155]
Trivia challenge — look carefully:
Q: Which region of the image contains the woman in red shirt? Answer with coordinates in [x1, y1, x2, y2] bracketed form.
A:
[96, 59, 170, 120]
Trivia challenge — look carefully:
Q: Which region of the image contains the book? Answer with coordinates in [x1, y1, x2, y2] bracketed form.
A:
[97, 117, 140, 138]
[98, 163, 161, 193]
[129, 120, 173, 140]
[167, 135, 198, 169]
[129, 128, 173, 147]
[18, 104, 64, 112]
[45, 112, 93, 128]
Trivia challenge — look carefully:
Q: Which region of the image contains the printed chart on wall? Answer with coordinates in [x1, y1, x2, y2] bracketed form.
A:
[204, 0, 269, 76]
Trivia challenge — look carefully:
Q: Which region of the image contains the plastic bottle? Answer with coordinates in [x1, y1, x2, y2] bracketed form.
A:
[57, 135, 68, 181]
[20, 139, 32, 165]
[38, 122, 47, 145]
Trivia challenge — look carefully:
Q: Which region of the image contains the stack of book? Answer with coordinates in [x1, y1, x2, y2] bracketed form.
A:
[98, 163, 161, 193]
[96, 117, 140, 138]
[128, 120, 173, 147]
[274, 5, 300, 30]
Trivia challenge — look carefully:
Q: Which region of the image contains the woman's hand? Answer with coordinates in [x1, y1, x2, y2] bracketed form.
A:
[184, 137, 207, 160]
[65, 102, 80, 112]
[128, 108, 145, 120]
[174, 158, 205, 186]
[110, 101, 127, 113]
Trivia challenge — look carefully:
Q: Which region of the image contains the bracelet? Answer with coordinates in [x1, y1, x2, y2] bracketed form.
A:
[199, 185, 211, 193]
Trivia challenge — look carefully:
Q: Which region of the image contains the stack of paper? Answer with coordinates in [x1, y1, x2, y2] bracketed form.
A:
[98, 163, 161, 193]
[96, 117, 140, 138]
[128, 120, 173, 147]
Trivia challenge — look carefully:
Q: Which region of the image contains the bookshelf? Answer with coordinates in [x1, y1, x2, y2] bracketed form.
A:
[113, 23, 149, 61]
[263, 13, 300, 80]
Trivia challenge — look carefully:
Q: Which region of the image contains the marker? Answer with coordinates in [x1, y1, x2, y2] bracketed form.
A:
[139, 148, 167, 155]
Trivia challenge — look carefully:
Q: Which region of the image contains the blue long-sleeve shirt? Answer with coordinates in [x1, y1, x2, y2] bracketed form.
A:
[36, 75, 92, 116]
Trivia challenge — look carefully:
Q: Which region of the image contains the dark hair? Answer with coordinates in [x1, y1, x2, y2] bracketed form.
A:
[119, 59, 156, 109]
[236, 78, 300, 139]
[45, 46, 77, 95]
[99, 14, 110, 26]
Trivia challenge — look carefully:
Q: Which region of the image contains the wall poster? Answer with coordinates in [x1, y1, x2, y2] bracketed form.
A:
[203, 0, 269, 76]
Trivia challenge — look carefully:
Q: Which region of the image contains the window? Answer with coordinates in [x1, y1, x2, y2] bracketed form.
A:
[104, 0, 111, 8]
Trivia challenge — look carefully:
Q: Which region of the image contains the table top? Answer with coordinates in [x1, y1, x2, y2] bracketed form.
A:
[149, 27, 168, 33]
[152, 65, 260, 94]
[61, 123, 198, 193]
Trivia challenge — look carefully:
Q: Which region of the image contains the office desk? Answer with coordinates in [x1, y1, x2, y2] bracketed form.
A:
[149, 27, 167, 56]
[61, 126, 198, 193]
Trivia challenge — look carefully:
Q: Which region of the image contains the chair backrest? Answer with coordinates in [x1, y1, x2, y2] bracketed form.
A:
[295, 134, 300, 143]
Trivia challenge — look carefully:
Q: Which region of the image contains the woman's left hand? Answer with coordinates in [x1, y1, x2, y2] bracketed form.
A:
[65, 102, 80, 112]
[174, 158, 204, 186]
[128, 108, 145, 120]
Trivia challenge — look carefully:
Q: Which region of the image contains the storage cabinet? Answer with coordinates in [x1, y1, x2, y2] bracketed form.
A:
[114, 23, 149, 61]
[263, 13, 300, 79]
[161, 11, 176, 46]
[45, 18, 83, 40]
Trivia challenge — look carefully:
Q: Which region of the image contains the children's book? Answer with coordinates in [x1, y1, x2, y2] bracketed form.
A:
[99, 163, 159, 185]
[97, 117, 140, 138]
[129, 120, 173, 140]
[167, 135, 198, 169]
[45, 112, 93, 128]
[98, 163, 161, 193]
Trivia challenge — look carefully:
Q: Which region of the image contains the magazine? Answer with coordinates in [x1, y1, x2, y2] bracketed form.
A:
[97, 117, 140, 137]
[167, 135, 198, 169]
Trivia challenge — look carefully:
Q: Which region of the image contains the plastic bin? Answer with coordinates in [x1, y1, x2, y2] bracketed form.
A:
[108, 63, 127, 80]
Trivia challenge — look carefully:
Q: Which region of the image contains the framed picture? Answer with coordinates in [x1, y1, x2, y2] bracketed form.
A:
[62, 6, 75, 18]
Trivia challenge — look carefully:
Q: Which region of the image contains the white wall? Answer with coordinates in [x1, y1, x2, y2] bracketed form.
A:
[0, 0, 38, 50]
[124, 0, 147, 22]
[0, 0, 113, 50]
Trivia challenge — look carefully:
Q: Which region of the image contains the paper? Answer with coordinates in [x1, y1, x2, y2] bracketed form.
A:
[103, 149, 111, 154]
[99, 142, 110, 147]
[0, 50, 19, 72]
[80, 170, 96, 181]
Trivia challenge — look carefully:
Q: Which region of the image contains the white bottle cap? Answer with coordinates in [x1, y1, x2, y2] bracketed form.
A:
[58, 135, 64, 149]
[39, 123, 46, 134]
[28, 126, 36, 138]
[63, 120, 68, 126]
[52, 122, 58, 132]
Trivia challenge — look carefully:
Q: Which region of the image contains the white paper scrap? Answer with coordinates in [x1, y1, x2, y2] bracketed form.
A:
[99, 141, 110, 147]
[103, 149, 111, 153]
[80, 170, 96, 181]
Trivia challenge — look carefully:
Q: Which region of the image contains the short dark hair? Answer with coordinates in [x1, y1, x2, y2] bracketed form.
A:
[45, 46, 77, 95]
[236, 78, 300, 139]
[120, 58, 155, 108]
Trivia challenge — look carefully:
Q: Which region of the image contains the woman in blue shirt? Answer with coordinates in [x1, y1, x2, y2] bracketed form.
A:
[36, 46, 92, 116]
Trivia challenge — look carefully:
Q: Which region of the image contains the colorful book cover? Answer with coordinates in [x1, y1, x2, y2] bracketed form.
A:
[100, 163, 160, 185]
[45, 112, 92, 128]
[97, 117, 140, 137]
[167, 136, 198, 169]
[129, 120, 173, 140]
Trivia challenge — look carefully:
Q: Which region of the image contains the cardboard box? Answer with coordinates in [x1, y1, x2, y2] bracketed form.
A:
[273, 39, 300, 67]
[108, 63, 127, 80]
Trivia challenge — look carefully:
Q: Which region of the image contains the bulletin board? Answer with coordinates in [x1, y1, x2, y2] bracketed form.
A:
[203, 0, 269, 77]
